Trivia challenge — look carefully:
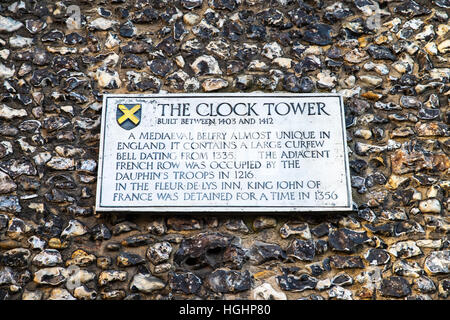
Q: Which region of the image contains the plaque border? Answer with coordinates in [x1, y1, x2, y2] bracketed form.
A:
[95, 93, 353, 213]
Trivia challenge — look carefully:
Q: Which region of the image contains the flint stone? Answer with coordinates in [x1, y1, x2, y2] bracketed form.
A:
[32, 249, 62, 267]
[147, 242, 172, 265]
[154, 263, 172, 274]
[191, 55, 222, 75]
[130, 273, 166, 293]
[253, 283, 287, 300]
[181, 0, 203, 10]
[96, 67, 121, 89]
[77, 160, 97, 173]
[207, 269, 252, 293]
[438, 280, 449, 298]
[225, 219, 250, 233]
[91, 224, 112, 241]
[25, 20, 47, 34]
[0, 104, 27, 119]
[0, 214, 8, 230]
[332, 273, 353, 287]
[415, 276, 436, 293]
[394, 0, 432, 17]
[202, 78, 228, 91]
[0, 171, 16, 194]
[46, 157, 75, 170]
[89, 18, 119, 31]
[388, 241, 422, 259]
[98, 270, 127, 286]
[65, 250, 96, 268]
[286, 239, 315, 261]
[253, 217, 277, 230]
[119, 21, 137, 38]
[28, 236, 46, 250]
[393, 259, 423, 278]
[0, 248, 30, 268]
[100, 290, 126, 300]
[174, 232, 245, 270]
[48, 288, 75, 300]
[149, 58, 174, 77]
[0, 15, 23, 32]
[169, 272, 202, 294]
[22, 290, 42, 300]
[7, 217, 31, 240]
[0, 196, 21, 213]
[0, 63, 15, 79]
[424, 250, 450, 274]
[364, 248, 390, 265]
[66, 269, 96, 290]
[117, 252, 145, 267]
[328, 285, 353, 300]
[419, 199, 442, 213]
[96, 257, 112, 270]
[328, 228, 370, 252]
[33, 267, 67, 285]
[146, 219, 166, 235]
[277, 273, 318, 292]
[167, 217, 202, 231]
[73, 286, 97, 300]
[329, 255, 365, 269]
[248, 241, 286, 265]
[367, 45, 397, 61]
[61, 220, 88, 238]
[0, 267, 15, 285]
[311, 223, 333, 237]
[280, 222, 311, 239]
[283, 74, 315, 93]
[380, 276, 411, 298]
[303, 24, 333, 45]
[112, 222, 139, 235]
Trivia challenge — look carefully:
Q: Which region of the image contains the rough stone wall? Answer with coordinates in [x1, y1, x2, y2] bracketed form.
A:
[0, 0, 449, 300]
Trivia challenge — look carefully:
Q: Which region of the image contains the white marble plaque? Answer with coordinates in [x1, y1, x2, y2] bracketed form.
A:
[96, 93, 352, 212]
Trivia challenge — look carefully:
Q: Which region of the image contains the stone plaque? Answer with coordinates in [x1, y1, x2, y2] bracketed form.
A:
[96, 93, 352, 212]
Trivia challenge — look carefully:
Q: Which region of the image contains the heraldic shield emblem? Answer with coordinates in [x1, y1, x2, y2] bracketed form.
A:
[116, 104, 141, 130]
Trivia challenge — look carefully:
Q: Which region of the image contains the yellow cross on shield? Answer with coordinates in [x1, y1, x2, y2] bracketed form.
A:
[116, 104, 141, 130]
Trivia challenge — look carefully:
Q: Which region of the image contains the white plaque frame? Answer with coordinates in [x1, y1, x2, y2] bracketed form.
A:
[96, 93, 353, 213]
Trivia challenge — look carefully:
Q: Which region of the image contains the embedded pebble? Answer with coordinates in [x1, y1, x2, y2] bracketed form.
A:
[328, 285, 353, 300]
[393, 259, 423, 278]
[33, 267, 67, 285]
[207, 269, 252, 293]
[419, 199, 442, 213]
[0, 104, 27, 119]
[48, 288, 76, 300]
[147, 242, 172, 265]
[130, 273, 166, 293]
[202, 78, 228, 91]
[32, 249, 63, 267]
[0, 15, 23, 32]
[169, 272, 202, 294]
[95, 67, 122, 89]
[380, 276, 411, 298]
[191, 55, 222, 75]
[0, 171, 16, 194]
[73, 286, 97, 300]
[22, 290, 42, 300]
[98, 270, 127, 286]
[61, 220, 88, 238]
[388, 241, 422, 259]
[252, 283, 287, 300]
[89, 18, 119, 31]
[280, 222, 311, 239]
[424, 250, 450, 275]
